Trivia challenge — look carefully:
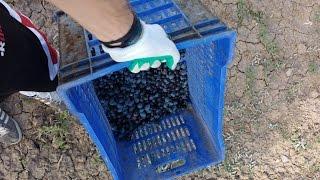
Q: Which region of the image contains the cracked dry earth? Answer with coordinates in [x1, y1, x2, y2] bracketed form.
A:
[1, 1, 110, 179]
[1, 0, 320, 179]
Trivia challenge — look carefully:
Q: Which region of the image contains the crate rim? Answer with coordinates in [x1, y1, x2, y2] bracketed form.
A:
[57, 30, 236, 94]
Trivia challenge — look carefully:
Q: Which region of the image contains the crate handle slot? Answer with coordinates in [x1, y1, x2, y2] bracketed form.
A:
[156, 159, 186, 174]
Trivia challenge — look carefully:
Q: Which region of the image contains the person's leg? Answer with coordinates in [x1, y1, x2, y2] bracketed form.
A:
[0, 95, 8, 102]
[0, 1, 59, 145]
[0, 1, 59, 95]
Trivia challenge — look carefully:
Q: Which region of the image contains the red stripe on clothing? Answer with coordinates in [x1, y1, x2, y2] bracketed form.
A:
[0, 34, 4, 42]
[0, 0, 59, 80]
[17, 12, 37, 29]
[17, 12, 58, 64]
[0, 25, 5, 42]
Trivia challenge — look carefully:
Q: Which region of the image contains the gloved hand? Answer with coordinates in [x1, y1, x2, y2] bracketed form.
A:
[102, 21, 180, 73]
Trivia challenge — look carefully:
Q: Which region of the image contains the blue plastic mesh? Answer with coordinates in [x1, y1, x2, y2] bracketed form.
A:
[66, 83, 124, 178]
[186, 41, 228, 155]
[57, 0, 236, 179]
[117, 112, 220, 179]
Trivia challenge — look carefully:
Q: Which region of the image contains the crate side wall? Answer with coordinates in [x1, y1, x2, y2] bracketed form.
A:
[186, 40, 228, 155]
[64, 82, 123, 179]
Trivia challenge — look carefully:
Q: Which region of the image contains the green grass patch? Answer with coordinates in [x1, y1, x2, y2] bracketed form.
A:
[286, 83, 300, 103]
[259, 24, 279, 56]
[92, 153, 104, 165]
[290, 133, 307, 152]
[315, 9, 320, 22]
[245, 65, 256, 95]
[223, 159, 237, 174]
[37, 111, 72, 150]
[236, 0, 279, 56]
[237, 0, 247, 25]
[262, 59, 285, 76]
[244, 65, 265, 118]
[310, 163, 320, 173]
[308, 61, 319, 74]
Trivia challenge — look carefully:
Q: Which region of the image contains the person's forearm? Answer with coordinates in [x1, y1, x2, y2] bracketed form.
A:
[47, 0, 134, 42]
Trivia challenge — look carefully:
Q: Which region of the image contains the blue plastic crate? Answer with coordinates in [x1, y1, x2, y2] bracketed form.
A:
[57, 0, 236, 179]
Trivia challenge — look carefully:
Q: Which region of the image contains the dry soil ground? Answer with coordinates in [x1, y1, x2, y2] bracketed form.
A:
[1, 0, 320, 179]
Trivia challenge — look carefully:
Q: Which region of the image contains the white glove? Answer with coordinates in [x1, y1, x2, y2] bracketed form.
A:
[102, 21, 180, 73]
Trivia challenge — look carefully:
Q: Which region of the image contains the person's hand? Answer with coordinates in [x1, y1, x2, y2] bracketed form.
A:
[102, 21, 180, 73]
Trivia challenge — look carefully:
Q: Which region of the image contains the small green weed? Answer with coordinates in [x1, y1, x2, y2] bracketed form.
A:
[308, 61, 319, 74]
[315, 9, 320, 22]
[259, 24, 279, 56]
[262, 59, 284, 77]
[286, 83, 300, 103]
[245, 65, 256, 95]
[244, 65, 266, 118]
[37, 111, 72, 150]
[237, 0, 247, 25]
[92, 153, 104, 165]
[223, 159, 237, 174]
[310, 163, 320, 173]
[262, 59, 274, 76]
[291, 134, 307, 152]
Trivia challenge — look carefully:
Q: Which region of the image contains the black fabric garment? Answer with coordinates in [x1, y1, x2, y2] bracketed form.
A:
[0, 4, 58, 97]
[0, 92, 10, 102]
[0, 94, 7, 102]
